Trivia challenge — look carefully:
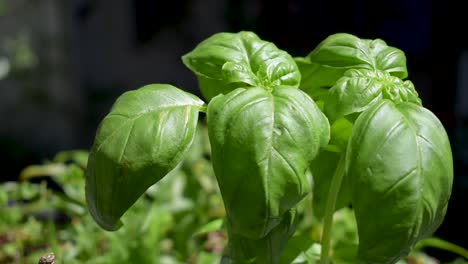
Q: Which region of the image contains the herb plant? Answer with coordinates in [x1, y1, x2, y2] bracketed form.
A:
[85, 31, 453, 264]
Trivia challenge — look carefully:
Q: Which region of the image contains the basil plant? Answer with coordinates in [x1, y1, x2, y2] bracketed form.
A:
[85, 32, 453, 264]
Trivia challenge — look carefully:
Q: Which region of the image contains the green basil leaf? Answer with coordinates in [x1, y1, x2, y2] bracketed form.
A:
[309, 33, 407, 77]
[347, 100, 453, 264]
[325, 69, 421, 121]
[182, 31, 300, 101]
[364, 38, 408, 79]
[194, 219, 224, 237]
[196, 75, 244, 105]
[279, 233, 318, 264]
[85, 84, 204, 231]
[328, 117, 354, 152]
[295, 57, 341, 101]
[228, 209, 297, 264]
[296, 33, 407, 97]
[207, 86, 329, 239]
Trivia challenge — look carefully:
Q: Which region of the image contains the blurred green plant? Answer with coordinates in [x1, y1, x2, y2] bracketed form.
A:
[0, 0, 6, 17]
[0, 31, 38, 80]
[0, 125, 226, 264]
[0, 124, 467, 263]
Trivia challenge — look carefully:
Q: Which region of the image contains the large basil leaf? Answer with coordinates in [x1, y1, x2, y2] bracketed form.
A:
[325, 69, 421, 122]
[228, 209, 297, 264]
[86, 84, 204, 231]
[297, 33, 407, 98]
[346, 100, 453, 264]
[207, 86, 329, 239]
[182, 31, 300, 101]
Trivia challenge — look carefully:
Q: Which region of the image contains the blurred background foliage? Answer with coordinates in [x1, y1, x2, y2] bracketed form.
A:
[1, 125, 468, 263]
[1, 0, 468, 263]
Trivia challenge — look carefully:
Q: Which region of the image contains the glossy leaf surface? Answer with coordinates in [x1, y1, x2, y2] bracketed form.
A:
[86, 84, 204, 231]
[228, 209, 297, 264]
[346, 100, 453, 263]
[297, 33, 407, 97]
[309, 33, 407, 78]
[325, 69, 420, 121]
[207, 87, 329, 239]
[182, 31, 300, 100]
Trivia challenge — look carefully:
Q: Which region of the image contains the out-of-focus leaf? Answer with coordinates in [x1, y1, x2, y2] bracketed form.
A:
[194, 219, 224, 237]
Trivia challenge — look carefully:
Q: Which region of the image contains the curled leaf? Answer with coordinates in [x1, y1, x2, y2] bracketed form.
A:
[364, 38, 408, 79]
[182, 31, 300, 100]
[85, 84, 204, 230]
[325, 69, 420, 121]
[296, 33, 407, 98]
[308, 33, 407, 77]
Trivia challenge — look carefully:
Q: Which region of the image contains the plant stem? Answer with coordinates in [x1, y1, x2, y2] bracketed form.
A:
[415, 237, 468, 259]
[320, 154, 346, 264]
[199, 104, 208, 113]
[47, 220, 60, 261]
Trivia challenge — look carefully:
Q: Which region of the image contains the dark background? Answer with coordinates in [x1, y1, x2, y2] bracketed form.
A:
[0, 0, 467, 260]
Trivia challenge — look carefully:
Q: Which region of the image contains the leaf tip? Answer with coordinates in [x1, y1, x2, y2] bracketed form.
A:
[85, 188, 124, 231]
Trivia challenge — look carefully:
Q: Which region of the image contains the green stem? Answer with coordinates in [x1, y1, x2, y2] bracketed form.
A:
[415, 237, 468, 259]
[199, 104, 208, 113]
[47, 219, 60, 261]
[320, 154, 346, 264]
